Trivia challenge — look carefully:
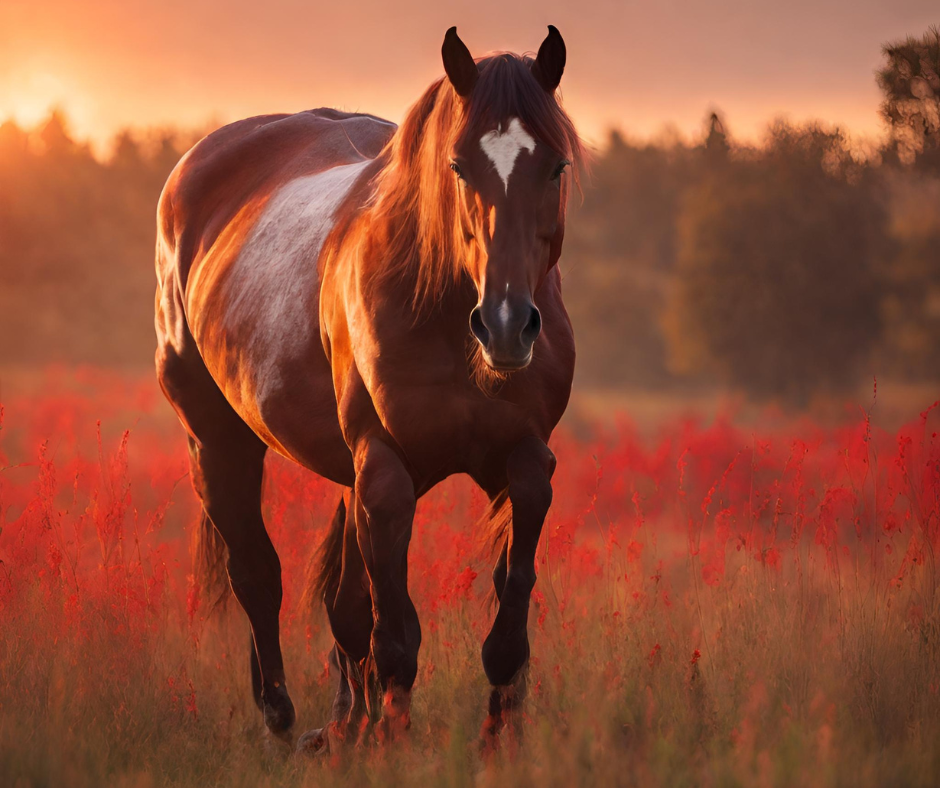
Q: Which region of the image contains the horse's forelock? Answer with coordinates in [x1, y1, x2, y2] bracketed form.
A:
[460, 54, 583, 173]
[370, 52, 583, 315]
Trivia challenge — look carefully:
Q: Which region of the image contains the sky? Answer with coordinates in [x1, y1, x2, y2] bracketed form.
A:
[0, 0, 936, 152]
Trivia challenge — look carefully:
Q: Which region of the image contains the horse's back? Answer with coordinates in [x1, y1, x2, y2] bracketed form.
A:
[158, 109, 394, 290]
[155, 109, 393, 482]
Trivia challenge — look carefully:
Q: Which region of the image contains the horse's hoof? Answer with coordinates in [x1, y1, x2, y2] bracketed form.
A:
[296, 727, 330, 757]
[262, 729, 294, 759]
[262, 684, 296, 737]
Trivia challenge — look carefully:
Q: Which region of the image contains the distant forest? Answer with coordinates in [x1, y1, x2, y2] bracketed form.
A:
[1, 28, 938, 405]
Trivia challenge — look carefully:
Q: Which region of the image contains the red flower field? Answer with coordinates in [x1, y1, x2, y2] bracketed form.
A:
[1, 370, 939, 786]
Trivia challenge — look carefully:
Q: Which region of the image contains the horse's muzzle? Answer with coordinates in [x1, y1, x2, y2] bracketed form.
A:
[469, 297, 541, 371]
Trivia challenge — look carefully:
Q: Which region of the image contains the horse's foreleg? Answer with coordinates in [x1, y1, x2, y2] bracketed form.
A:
[352, 438, 419, 740]
[481, 436, 555, 747]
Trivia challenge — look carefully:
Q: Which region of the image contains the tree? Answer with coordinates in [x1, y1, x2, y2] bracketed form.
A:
[562, 129, 695, 387]
[37, 109, 76, 156]
[0, 120, 28, 157]
[111, 131, 145, 172]
[703, 112, 730, 162]
[663, 122, 886, 405]
[877, 27, 940, 168]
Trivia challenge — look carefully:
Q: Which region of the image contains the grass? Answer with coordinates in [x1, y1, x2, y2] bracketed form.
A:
[1, 369, 939, 787]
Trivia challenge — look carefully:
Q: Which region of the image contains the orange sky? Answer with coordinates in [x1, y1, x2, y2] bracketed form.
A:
[0, 0, 936, 151]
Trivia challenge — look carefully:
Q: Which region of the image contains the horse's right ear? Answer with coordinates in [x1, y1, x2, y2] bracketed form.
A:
[442, 27, 478, 98]
[532, 25, 566, 92]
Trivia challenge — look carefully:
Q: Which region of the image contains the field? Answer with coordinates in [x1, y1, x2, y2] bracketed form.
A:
[1, 369, 939, 787]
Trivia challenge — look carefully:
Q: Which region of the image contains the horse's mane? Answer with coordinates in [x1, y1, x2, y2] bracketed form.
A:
[368, 52, 584, 313]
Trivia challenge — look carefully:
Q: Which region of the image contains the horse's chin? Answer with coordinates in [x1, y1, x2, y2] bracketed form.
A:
[482, 351, 533, 373]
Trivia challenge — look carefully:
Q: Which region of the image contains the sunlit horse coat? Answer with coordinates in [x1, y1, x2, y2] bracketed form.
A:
[155, 26, 581, 751]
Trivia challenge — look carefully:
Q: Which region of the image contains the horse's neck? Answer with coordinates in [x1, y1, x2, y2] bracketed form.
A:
[353, 191, 474, 324]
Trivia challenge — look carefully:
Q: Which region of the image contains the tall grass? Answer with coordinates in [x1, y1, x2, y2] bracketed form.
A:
[1, 372, 938, 787]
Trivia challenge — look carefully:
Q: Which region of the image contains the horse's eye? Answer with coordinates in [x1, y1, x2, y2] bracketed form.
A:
[551, 160, 570, 181]
[449, 161, 465, 180]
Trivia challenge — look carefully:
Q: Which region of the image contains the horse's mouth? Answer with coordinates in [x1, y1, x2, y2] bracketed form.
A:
[481, 349, 533, 373]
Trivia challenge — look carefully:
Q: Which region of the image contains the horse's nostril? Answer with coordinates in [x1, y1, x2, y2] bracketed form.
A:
[521, 305, 541, 345]
[469, 306, 490, 347]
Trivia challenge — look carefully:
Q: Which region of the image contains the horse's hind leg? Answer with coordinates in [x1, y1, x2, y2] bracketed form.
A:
[298, 490, 374, 754]
[187, 433, 296, 740]
[328, 489, 375, 734]
[158, 343, 295, 742]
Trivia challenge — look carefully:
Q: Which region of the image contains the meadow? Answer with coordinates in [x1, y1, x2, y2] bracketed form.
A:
[1, 369, 939, 787]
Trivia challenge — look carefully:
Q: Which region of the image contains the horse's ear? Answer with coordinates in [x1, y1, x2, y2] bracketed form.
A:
[532, 25, 566, 93]
[442, 26, 478, 98]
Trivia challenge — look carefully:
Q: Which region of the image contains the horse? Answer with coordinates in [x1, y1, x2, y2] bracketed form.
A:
[154, 25, 582, 753]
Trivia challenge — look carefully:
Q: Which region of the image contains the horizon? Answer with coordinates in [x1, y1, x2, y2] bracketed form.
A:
[0, 102, 893, 160]
[2, 0, 936, 154]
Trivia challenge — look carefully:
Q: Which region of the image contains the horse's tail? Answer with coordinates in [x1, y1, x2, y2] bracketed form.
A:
[481, 490, 512, 605]
[192, 510, 231, 610]
[303, 495, 347, 613]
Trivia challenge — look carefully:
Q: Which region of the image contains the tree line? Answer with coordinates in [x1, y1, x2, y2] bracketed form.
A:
[564, 27, 940, 404]
[0, 28, 938, 406]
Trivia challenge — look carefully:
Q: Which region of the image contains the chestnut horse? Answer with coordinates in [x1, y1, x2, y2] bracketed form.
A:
[154, 25, 581, 752]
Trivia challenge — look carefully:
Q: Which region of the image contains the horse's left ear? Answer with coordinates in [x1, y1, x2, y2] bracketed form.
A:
[532, 25, 566, 93]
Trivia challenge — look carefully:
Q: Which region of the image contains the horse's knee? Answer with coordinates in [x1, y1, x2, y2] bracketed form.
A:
[508, 466, 553, 523]
[355, 441, 416, 528]
[354, 440, 416, 573]
[508, 436, 556, 480]
[507, 439, 554, 518]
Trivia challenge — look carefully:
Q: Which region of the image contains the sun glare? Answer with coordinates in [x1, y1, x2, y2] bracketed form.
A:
[0, 68, 89, 132]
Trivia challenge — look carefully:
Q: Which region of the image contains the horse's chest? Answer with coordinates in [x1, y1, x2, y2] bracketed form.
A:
[377, 383, 534, 486]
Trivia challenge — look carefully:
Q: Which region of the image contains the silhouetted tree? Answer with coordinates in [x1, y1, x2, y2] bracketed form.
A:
[704, 112, 730, 161]
[111, 131, 145, 172]
[0, 120, 28, 157]
[37, 110, 76, 157]
[877, 27, 940, 169]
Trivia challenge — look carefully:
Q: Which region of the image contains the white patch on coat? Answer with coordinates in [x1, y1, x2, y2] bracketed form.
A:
[479, 118, 536, 193]
[223, 160, 369, 398]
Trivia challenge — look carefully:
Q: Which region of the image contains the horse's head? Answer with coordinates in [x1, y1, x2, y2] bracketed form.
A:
[442, 27, 580, 372]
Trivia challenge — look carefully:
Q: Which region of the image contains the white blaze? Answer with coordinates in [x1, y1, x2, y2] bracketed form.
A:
[479, 117, 536, 194]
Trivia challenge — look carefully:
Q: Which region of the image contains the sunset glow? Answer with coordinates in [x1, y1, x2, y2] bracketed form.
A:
[1, 0, 935, 147]
[3, 3, 940, 785]
[0, 67, 85, 130]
